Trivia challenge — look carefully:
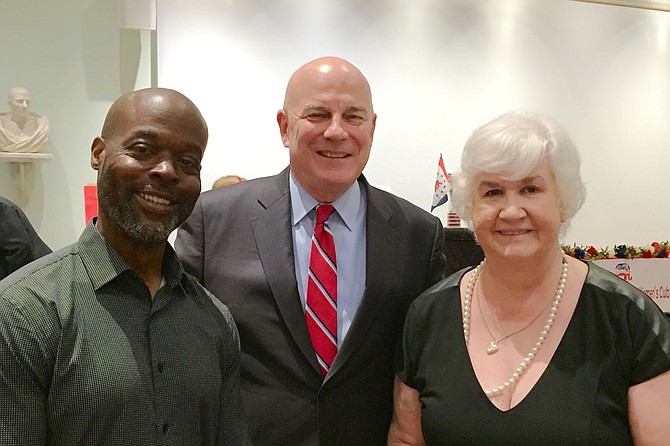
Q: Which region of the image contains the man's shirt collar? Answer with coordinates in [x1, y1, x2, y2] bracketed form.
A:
[289, 171, 362, 230]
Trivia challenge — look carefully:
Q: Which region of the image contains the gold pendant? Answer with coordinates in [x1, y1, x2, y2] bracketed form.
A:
[487, 341, 498, 354]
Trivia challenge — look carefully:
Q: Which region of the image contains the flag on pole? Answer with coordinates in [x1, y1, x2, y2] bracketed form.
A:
[431, 154, 451, 212]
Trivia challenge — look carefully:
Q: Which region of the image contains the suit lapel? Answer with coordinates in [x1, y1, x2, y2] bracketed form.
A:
[328, 180, 397, 379]
[251, 169, 321, 374]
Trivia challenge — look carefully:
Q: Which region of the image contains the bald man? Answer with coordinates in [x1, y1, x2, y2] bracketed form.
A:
[176, 57, 446, 445]
[0, 88, 249, 445]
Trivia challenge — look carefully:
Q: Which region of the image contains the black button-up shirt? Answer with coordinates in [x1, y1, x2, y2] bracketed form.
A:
[0, 223, 249, 445]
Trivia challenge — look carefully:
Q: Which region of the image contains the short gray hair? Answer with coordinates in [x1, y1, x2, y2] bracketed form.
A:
[451, 112, 586, 236]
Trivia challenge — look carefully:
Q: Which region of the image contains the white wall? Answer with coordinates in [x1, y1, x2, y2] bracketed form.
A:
[2, 0, 668, 250]
[157, 0, 670, 248]
[1, 0, 153, 250]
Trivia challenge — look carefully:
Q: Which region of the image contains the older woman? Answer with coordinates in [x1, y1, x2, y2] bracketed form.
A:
[388, 112, 670, 445]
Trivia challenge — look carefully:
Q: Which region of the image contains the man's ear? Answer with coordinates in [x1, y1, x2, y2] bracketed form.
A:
[90, 137, 105, 170]
[277, 109, 290, 148]
[369, 113, 377, 145]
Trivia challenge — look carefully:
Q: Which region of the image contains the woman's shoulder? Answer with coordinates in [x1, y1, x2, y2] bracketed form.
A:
[584, 262, 663, 314]
[410, 267, 472, 314]
[583, 261, 670, 354]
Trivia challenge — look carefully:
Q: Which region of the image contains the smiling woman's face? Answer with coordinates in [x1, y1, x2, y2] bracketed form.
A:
[472, 157, 563, 262]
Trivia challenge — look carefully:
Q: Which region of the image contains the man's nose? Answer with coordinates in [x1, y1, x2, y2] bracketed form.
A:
[150, 158, 179, 182]
[323, 116, 348, 140]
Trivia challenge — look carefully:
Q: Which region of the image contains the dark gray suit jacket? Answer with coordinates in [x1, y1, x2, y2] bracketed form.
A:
[175, 168, 446, 445]
[0, 196, 51, 280]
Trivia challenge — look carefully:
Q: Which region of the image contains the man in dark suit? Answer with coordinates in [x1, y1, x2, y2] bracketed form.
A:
[0, 196, 51, 280]
[175, 56, 446, 445]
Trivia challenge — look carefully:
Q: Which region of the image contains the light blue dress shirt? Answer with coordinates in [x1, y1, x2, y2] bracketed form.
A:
[290, 172, 367, 347]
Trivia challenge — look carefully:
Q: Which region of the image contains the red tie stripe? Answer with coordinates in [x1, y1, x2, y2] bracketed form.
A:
[305, 204, 337, 376]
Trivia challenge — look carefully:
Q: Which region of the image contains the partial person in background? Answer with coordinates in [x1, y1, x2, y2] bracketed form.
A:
[0, 88, 249, 445]
[0, 195, 51, 280]
[212, 174, 245, 189]
[388, 112, 670, 445]
[176, 56, 446, 445]
[0, 87, 49, 153]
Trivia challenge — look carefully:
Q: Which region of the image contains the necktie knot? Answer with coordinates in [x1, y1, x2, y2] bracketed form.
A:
[316, 204, 335, 225]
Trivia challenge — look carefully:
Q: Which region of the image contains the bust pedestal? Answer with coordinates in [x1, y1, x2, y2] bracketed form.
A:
[0, 152, 53, 206]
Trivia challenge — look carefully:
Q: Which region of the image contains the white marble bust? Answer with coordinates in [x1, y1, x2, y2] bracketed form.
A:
[0, 87, 50, 153]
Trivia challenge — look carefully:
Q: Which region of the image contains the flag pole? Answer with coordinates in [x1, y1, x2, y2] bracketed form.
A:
[431, 155, 462, 227]
[445, 173, 461, 227]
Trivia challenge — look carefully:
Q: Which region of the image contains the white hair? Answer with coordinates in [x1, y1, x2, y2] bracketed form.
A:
[451, 112, 586, 236]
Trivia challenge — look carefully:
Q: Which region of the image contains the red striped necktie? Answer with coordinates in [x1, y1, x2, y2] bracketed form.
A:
[305, 204, 337, 377]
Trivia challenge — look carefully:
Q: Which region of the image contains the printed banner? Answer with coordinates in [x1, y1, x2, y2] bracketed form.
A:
[594, 258, 670, 312]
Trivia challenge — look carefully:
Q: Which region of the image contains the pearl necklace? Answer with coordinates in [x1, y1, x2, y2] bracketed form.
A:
[462, 257, 568, 398]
